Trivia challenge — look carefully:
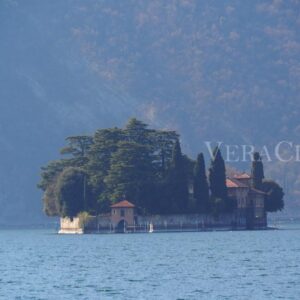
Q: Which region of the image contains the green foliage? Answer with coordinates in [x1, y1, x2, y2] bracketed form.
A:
[38, 159, 72, 216]
[38, 118, 180, 217]
[77, 211, 92, 228]
[125, 118, 178, 177]
[60, 135, 93, 168]
[86, 128, 125, 197]
[39, 118, 256, 218]
[261, 180, 284, 212]
[193, 153, 210, 213]
[104, 141, 155, 212]
[125, 118, 150, 144]
[42, 182, 60, 216]
[251, 152, 264, 189]
[55, 167, 85, 219]
[38, 159, 70, 191]
[209, 147, 227, 200]
[166, 140, 189, 213]
[38, 136, 93, 216]
[150, 130, 179, 177]
[60, 135, 93, 157]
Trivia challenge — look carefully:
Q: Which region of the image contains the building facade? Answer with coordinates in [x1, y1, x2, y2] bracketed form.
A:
[229, 173, 267, 229]
[110, 200, 136, 233]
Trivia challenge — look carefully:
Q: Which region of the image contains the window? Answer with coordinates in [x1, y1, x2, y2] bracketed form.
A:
[120, 209, 125, 217]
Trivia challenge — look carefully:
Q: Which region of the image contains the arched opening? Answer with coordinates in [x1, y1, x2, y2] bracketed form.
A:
[116, 219, 127, 233]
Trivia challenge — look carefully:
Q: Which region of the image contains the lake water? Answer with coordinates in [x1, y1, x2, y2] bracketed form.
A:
[1, 224, 300, 300]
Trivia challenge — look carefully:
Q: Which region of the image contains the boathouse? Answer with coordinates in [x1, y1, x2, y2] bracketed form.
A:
[110, 200, 136, 233]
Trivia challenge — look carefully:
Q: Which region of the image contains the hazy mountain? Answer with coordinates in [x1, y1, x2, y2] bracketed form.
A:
[1, 0, 299, 223]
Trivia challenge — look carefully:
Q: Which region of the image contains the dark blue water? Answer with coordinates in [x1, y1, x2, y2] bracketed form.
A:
[1, 224, 300, 299]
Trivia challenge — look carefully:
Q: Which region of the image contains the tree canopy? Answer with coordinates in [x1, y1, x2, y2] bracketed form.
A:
[38, 118, 284, 218]
[55, 167, 85, 219]
[104, 141, 155, 212]
[261, 180, 284, 212]
[39, 118, 181, 217]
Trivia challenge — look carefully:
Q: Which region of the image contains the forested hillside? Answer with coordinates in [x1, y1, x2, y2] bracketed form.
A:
[0, 0, 299, 223]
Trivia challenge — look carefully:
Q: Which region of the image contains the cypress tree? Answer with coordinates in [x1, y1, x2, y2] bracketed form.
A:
[209, 147, 227, 201]
[251, 152, 264, 189]
[193, 153, 210, 213]
[167, 139, 189, 213]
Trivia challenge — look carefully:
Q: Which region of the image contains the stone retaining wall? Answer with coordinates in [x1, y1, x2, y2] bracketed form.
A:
[59, 211, 265, 234]
[137, 213, 242, 231]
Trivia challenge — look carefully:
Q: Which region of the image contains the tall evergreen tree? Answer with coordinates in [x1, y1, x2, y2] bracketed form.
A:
[193, 153, 209, 213]
[125, 118, 151, 144]
[209, 147, 227, 201]
[60, 135, 93, 210]
[60, 135, 93, 167]
[150, 130, 179, 177]
[251, 152, 264, 189]
[104, 141, 155, 213]
[86, 128, 125, 189]
[167, 139, 189, 213]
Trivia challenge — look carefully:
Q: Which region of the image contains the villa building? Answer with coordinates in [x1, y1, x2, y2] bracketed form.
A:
[227, 173, 266, 229]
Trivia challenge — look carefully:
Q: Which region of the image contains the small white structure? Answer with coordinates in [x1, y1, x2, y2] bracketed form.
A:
[58, 217, 84, 234]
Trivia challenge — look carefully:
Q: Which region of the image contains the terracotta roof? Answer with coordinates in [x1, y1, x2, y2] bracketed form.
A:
[233, 173, 251, 179]
[111, 200, 135, 208]
[226, 178, 249, 188]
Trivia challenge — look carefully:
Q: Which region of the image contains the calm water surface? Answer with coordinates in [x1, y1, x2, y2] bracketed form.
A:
[1, 224, 300, 300]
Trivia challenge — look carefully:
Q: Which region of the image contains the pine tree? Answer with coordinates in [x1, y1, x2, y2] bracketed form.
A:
[151, 130, 179, 177]
[193, 153, 209, 213]
[60, 135, 93, 167]
[209, 147, 227, 205]
[104, 141, 154, 212]
[87, 128, 125, 187]
[167, 139, 189, 213]
[125, 118, 150, 144]
[251, 152, 264, 189]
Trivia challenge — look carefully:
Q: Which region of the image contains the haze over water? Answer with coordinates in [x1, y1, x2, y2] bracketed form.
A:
[1, 224, 299, 299]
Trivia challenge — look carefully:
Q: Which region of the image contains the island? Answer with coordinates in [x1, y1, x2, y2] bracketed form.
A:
[38, 118, 284, 234]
